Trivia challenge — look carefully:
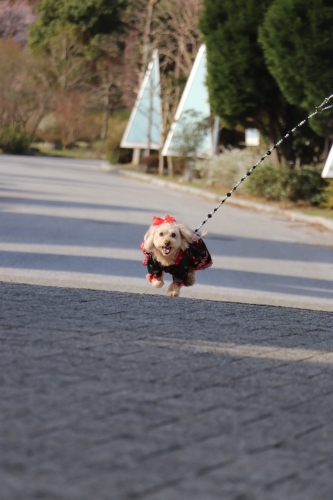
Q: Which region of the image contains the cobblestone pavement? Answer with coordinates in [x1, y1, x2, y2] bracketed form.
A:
[1, 282, 333, 500]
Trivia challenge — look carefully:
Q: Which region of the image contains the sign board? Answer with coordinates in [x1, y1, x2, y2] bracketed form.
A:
[245, 129, 260, 147]
[322, 144, 333, 178]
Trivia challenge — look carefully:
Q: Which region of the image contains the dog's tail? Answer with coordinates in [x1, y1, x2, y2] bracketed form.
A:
[194, 229, 208, 239]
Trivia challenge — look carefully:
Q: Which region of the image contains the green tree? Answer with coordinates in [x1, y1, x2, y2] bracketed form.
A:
[199, 0, 306, 165]
[33, 26, 90, 92]
[29, 0, 126, 50]
[88, 34, 125, 140]
[172, 109, 210, 181]
[259, 0, 333, 141]
[0, 38, 51, 150]
[28, 1, 128, 143]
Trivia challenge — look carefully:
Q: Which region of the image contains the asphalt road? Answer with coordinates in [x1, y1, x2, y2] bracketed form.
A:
[0, 155, 332, 310]
[1, 156, 333, 500]
[1, 283, 333, 500]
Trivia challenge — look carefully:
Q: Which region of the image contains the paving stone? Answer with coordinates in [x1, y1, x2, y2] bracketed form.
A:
[1, 282, 333, 499]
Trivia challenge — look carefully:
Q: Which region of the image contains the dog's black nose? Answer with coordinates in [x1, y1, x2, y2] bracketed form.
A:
[164, 241, 170, 247]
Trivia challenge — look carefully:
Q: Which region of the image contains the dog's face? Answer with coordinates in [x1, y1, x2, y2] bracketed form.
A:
[152, 222, 182, 258]
[144, 219, 197, 265]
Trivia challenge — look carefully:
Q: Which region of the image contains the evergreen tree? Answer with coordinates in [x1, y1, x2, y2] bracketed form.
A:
[29, 0, 126, 49]
[199, 0, 310, 164]
[259, 0, 333, 139]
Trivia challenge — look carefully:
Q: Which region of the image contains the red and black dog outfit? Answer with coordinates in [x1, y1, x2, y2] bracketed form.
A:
[141, 238, 212, 287]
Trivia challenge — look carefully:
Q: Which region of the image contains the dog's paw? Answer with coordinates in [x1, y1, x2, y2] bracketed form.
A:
[186, 270, 196, 287]
[146, 273, 164, 288]
[167, 283, 181, 297]
[167, 283, 180, 296]
[151, 279, 164, 288]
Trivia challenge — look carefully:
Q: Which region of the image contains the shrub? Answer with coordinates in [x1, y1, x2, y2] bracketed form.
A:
[284, 166, 328, 205]
[107, 138, 132, 163]
[245, 163, 288, 200]
[321, 180, 333, 209]
[36, 119, 61, 146]
[0, 126, 30, 153]
[246, 163, 328, 205]
[54, 92, 88, 148]
[106, 115, 131, 164]
[197, 148, 259, 191]
[139, 154, 159, 172]
[77, 115, 100, 143]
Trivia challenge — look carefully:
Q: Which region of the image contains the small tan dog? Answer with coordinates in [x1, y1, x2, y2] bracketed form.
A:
[141, 215, 212, 296]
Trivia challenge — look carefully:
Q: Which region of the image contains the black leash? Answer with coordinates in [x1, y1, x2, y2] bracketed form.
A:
[195, 95, 333, 233]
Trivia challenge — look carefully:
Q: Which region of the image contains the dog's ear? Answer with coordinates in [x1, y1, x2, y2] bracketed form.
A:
[143, 225, 155, 252]
[177, 223, 196, 250]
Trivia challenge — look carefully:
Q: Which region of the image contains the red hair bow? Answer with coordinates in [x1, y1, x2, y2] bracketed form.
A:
[152, 214, 176, 226]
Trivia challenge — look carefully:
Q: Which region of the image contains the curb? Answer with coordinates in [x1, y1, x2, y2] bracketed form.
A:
[101, 163, 333, 233]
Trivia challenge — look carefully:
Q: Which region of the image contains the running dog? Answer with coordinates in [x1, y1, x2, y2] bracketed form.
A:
[141, 214, 212, 296]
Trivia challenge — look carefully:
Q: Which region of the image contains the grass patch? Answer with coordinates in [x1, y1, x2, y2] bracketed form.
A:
[295, 208, 333, 219]
[117, 164, 333, 220]
[35, 146, 105, 160]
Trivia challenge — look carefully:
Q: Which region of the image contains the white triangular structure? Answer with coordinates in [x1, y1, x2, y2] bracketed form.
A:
[162, 45, 212, 157]
[121, 49, 162, 150]
[322, 144, 333, 178]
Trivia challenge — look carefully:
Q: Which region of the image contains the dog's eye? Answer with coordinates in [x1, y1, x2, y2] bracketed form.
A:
[159, 232, 164, 237]
[171, 233, 176, 238]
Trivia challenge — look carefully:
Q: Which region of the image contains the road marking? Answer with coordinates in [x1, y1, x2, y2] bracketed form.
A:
[0, 243, 141, 260]
[0, 243, 331, 281]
